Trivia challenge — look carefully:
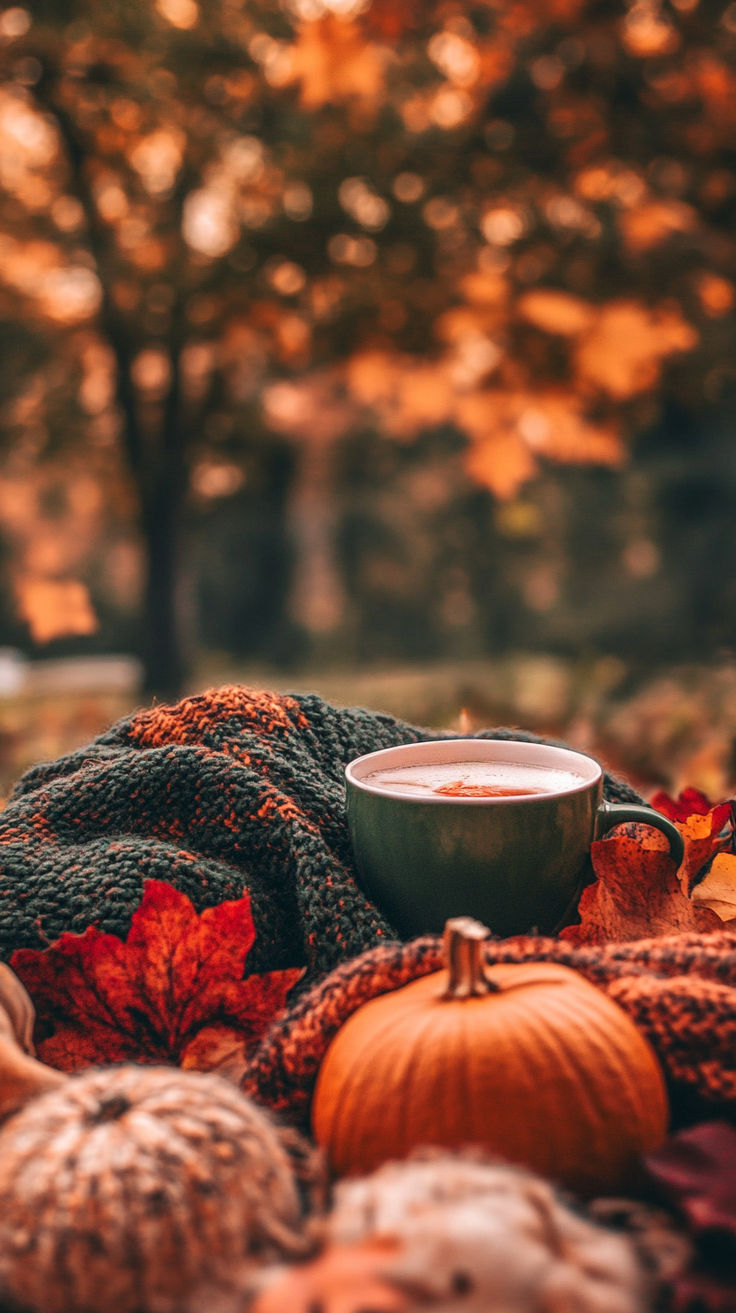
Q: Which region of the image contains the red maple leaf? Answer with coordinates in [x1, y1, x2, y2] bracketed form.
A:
[358, 0, 424, 39]
[652, 791, 735, 888]
[650, 787, 718, 822]
[10, 881, 303, 1077]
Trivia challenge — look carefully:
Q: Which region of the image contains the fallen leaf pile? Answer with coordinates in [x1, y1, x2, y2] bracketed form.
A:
[10, 880, 302, 1079]
[645, 1121, 736, 1311]
[561, 788, 736, 945]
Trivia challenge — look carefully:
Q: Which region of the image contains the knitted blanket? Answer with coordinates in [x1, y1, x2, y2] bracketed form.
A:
[243, 930, 736, 1131]
[0, 685, 642, 983]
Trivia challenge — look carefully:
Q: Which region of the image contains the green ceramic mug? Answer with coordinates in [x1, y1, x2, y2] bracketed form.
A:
[345, 738, 684, 939]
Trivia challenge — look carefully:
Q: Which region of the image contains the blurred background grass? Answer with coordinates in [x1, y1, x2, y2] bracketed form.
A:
[3, 652, 735, 805]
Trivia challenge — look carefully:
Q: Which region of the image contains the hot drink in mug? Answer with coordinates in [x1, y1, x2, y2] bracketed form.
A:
[364, 758, 587, 799]
[346, 739, 684, 939]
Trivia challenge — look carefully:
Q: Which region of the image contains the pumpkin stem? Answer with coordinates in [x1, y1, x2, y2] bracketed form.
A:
[441, 917, 500, 999]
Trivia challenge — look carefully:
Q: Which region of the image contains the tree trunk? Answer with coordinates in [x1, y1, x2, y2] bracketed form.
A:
[34, 72, 194, 701]
[140, 482, 188, 699]
[286, 433, 346, 644]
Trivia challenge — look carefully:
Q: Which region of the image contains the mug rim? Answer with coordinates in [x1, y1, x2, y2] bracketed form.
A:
[345, 737, 602, 804]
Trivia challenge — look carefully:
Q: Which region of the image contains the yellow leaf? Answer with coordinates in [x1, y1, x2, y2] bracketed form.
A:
[690, 853, 736, 922]
[16, 578, 97, 645]
[463, 427, 539, 500]
[698, 273, 735, 318]
[619, 201, 696, 255]
[460, 270, 509, 307]
[459, 389, 623, 499]
[575, 300, 698, 399]
[289, 16, 387, 112]
[517, 289, 594, 336]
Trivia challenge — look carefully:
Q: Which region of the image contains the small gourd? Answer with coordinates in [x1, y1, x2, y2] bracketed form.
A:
[0, 963, 66, 1120]
[311, 918, 668, 1195]
[0, 1063, 323, 1313]
[251, 1152, 651, 1313]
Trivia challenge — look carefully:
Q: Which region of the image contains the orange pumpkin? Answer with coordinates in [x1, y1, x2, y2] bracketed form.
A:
[311, 918, 668, 1195]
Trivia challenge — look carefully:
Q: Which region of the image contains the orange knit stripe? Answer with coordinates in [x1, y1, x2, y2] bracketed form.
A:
[129, 686, 309, 749]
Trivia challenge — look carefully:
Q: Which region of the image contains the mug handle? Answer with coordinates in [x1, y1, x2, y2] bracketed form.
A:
[595, 801, 684, 868]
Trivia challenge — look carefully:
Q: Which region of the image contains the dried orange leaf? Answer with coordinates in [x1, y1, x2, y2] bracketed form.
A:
[251, 1241, 408, 1313]
[560, 830, 720, 946]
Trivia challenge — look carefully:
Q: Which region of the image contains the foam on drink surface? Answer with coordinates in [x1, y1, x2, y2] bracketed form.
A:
[364, 759, 585, 798]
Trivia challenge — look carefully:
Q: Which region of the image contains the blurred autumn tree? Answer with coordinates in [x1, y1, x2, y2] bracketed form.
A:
[0, 0, 734, 691]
